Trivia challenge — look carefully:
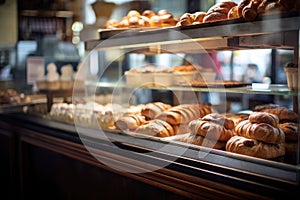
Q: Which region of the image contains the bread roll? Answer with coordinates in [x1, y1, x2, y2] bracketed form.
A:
[261, 107, 298, 123]
[155, 104, 212, 125]
[188, 118, 235, 142]
[202, 113, 235, 130]
[141, 102, 171, 120]
[180, 133, 226, 149]
[226, 136, 285, 159]
[242, 0, 260, 21]
[135, 119, 174, 137]
[149, 15, 162, 27]
[142, 10, 155, 18]
[235, 120, 285, 144]
[115, 115, 146, 130]
[203, 1, 237, 22]
[279, 122, 298, 142]
[248, 112, 279, 127]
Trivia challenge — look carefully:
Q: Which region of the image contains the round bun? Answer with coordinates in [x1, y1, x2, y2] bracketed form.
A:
[127, 10, 141, 18]
[142, 10, 155, 18]
[226, 136, 285, 159]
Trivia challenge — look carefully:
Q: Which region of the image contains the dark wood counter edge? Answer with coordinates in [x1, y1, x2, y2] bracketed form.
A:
[0, 113, 299, 199]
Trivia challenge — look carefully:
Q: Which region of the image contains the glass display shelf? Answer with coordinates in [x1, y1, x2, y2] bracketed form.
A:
[92, 82, 296, 96]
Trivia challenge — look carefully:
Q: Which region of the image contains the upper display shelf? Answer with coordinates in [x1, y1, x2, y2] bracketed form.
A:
[85, 13, 300, 52]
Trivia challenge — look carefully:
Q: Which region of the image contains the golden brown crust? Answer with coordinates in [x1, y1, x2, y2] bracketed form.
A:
[188, 118, 234, 142]
[226, 136, 285, 159]
[248, 112, 279, 127]
[193, 11, 206, 23]
[228, 6, 240, 19]
[141, 102, 171, 120]
[155, 104, 212, 125]
[222, 113, 249, 128]
[180, 133, 226, 149]
[262, 107, 298, 123]
[235, 120, 285, 144]
[135, 119, 174, 137]
[203, 12, 228, 22]
[204, 1, 237, 23]
[115, 115, 146, 130]
[279, 122, 298, 142]
[142, 10, 155, 18]
[202, 113, 235, 130]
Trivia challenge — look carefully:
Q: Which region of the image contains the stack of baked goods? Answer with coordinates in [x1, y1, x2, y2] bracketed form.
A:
[176, 0, 300, 26]
[226, 111, 286, 160]
[254, 105, 298, 162]
[104, 9, 178, 29]
[181, 113, 235, 149]
[0, 89, 27, 105]
[115, 103, 213, 137]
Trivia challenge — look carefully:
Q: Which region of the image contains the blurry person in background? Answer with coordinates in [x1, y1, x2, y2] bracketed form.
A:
[242, 63, 262, 83]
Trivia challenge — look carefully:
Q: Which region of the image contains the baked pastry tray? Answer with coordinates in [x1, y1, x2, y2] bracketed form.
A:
[97, 11, 300, 40]
[178, 80, 251, 88]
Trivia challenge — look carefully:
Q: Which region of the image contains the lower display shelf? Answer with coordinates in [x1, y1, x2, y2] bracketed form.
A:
[0, 113, 299, 199]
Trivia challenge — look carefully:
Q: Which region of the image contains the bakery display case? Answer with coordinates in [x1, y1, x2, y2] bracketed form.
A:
[69, 10, 300, 198]
[1, 1, 300, 199]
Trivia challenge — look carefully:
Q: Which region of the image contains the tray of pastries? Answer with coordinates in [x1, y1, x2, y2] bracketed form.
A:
[178, 80, 251, 88]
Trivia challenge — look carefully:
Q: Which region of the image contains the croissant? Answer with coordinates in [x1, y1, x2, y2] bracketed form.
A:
[226, 136, 285, 159]
[203, 1, 237, 22]
[155, 104, 212, 125]
[141, 102, 172, 120]
[235, 120, 285, 144]
[261, 107, 298, 123]
[188, 118, 234, 142]
[135, 119, 175, 137]
[115, 115, 146, 130]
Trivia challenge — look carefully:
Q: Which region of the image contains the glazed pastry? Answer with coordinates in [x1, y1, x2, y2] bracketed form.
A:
[248, 112, 279, 127]
[235, 120, 285, 144]
[226, 136, 285, 159]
